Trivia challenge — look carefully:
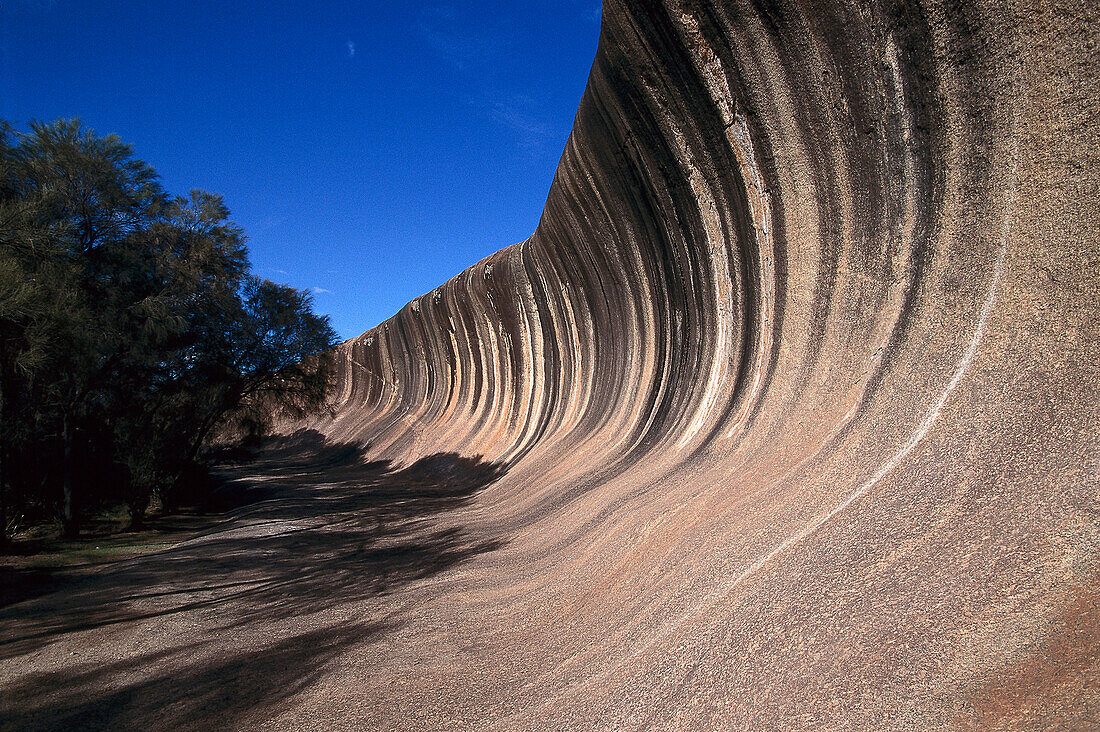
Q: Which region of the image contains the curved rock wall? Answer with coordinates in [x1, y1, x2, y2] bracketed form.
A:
[290, 0, 1098, 726]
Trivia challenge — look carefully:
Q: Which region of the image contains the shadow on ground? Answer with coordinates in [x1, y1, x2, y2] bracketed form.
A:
[1, 622, 386, 731]
[0, 430, 509, 730]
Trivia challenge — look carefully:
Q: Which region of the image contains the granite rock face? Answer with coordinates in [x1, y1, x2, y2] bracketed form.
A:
[290, 0, 1099, 727]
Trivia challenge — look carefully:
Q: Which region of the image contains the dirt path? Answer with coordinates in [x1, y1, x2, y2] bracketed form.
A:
[0, 435, 507, 730]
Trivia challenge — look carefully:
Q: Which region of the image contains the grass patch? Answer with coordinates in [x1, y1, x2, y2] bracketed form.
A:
[0, 507, 231, 608]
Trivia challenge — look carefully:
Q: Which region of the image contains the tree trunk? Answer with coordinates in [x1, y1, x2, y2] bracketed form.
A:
[127, 504, 146, 532]
[127, 489, 149, 532]
[1, 448, 7, 551]
[61, 414, 78, 538]
[0, 386, 7, 550]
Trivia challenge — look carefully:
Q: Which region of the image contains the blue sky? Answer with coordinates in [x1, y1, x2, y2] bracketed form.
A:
[0, 0, 602, 340]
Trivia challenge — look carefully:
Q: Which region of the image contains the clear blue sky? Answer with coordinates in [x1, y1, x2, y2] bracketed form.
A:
[0, 0, 601, 340]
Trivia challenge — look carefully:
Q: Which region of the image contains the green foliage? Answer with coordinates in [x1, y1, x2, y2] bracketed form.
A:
[0, 119, 338, 540]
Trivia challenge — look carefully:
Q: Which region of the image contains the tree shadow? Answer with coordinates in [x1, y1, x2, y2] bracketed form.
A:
[1, 621, 386, 732]
[0, 430, 509, 726]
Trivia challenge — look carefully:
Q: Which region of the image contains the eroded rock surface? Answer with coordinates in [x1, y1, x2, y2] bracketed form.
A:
[2, 0, 1097, 729]
[293, 0, 1099, 726]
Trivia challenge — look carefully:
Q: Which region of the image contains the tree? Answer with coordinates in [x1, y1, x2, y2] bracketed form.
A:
[0, 120, 168, 535]
[0, 119, 338, 539]
[95, 190, 251, 527]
